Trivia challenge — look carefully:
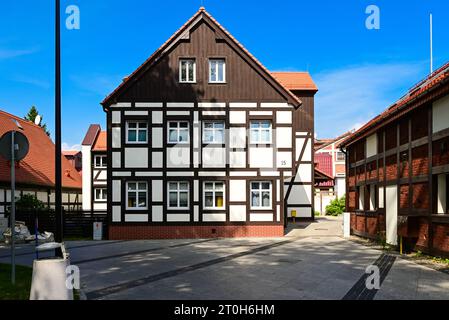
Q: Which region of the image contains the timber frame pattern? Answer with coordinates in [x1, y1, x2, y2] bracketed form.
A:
[100, 8, 317, 239]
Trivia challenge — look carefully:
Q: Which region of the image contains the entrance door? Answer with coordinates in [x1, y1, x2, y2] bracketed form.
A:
[386, 185, 398, 245]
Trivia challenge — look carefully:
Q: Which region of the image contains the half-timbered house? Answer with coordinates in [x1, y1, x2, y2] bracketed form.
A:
[82, 124, 107, 212]
[101, 8, 317, 239]
[340, 62, 449, 257]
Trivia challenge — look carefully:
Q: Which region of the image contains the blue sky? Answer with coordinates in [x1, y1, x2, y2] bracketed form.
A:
[1, 0, 448, 149]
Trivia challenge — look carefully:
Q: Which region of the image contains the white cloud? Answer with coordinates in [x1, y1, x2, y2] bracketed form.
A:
[62, 143, 82, 151]
[0, 47, 38, 60]
[314, 62, 426, 139]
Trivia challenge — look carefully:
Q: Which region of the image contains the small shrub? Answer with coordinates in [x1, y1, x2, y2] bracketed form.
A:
[314, 211, 321, 217]
[15, 194, 45, 211]
[325, 196, 346, 216]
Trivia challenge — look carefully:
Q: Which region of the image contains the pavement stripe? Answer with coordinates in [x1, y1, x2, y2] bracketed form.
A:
[86, 238, 296, 300]
[0, 240, 128, 259]
[342, 253, 396, 300]
[73, 238, 219, 265]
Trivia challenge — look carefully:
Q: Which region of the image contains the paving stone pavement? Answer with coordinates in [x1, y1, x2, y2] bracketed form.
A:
[1, 216, 448, 300]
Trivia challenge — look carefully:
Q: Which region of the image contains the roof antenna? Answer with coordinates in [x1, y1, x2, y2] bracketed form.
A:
[430, 13, 433, 74]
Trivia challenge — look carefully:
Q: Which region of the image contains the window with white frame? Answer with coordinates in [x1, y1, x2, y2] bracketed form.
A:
[203, 182, 225, 210]
[126, 121, 147, 143]
[126, 182, 148, 210]
[209, 59, 226, 83]
[179, 59, 196, 83]
[168, 182, 190, 209]
[203, 121, 225, 144]
[336, 151, 345, 162]
[250, 121, 272, 144]
[94, 155, 107, 168]
[251, 182, 272, 209]
[168, 121, 189, 144]
[94, 188, 107, 202]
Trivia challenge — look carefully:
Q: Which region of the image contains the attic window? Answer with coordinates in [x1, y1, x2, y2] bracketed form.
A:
[209, 59, 226, 83]
[179, 59, 196, 83]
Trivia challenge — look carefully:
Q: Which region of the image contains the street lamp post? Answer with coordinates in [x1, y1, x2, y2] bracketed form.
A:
[55, 0, 63, 250]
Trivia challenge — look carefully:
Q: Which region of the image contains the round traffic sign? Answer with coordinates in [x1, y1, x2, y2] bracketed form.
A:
[0, 131, 30, 161]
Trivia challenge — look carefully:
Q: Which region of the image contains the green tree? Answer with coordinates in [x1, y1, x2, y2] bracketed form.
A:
[325, 195, 346, 216]
[24, 106, 50, 136]
[15, 194, 46, 211]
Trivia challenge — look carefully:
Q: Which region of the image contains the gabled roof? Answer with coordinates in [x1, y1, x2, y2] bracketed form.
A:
[271, 72, 318, 91]
[340, 61, 449, 147]
[101, 7, 304, 109]
[63, 150, 81, 157]
[315, 131, 353, 151]
[314, 153, 334, 187]
[92, 131, 107, 151]
[0, 110, 82, 189]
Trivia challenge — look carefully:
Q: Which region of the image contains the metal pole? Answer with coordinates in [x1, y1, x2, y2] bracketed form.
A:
[10, 131, 15, 285]
[55, 0, 63, 252]
[430, 14, 433, 74]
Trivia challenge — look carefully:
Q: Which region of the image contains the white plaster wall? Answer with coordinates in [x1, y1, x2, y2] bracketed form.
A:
[167, 147, 190, 168]
[112, 152, 121, 168]
[81, 145, 92, 211]
[276, 152, 292, 169]
[152, 206, 163, 222]
[433, 95, 449, 133]
[230, 152, 246, 168]
[152, 152, 163, 168]
[112, 111, 121, 124]
[94, 203, 107, 211]
[250, 148, 273, 168]
[112, 180, 121, 202]
[125, 214, 149, 222]
[152, 128, 163, 148]
[229, 180, 246, 202]
[287, 207, 311, 218]
[335, 177, 346, 198]
[230, 111, 246, 124]
[167, 214, 190, 222]
[250, 213, 273, 222]
[437, 174, 447, 214]
[125, 148, 148, 168]
[229, 127, 246, 148]
[230, 205, 246, 222]
[152, 111, 163, 124]
[289, 185, 312, 204]
[112, 206, 121, 222]
[202, 147, 226, 168]
[202, 214, 226, 222]
[152, 180, 163, 202]
[112, 128, 121, 148]
[366, 134, 377, 158]
[276, 111, 292, 124]
[379, 186, 384, 208]
[276, 127, 292, 148]
[296, 164, 312, 182]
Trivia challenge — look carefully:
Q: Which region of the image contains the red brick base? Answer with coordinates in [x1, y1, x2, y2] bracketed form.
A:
[109, 225, 285, 240]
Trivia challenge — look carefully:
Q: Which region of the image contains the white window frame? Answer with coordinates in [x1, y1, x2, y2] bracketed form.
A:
[94, 187, 107, 202]
[167, 181, 190, 210]
[179, 59, 196, 83]
[336, 151, 345, 162]
[94, 155, 107, 168]
[203, 181, 226, 210]
[250, 181, 272, 210]
[209, 59, 226, 83]
[202, 121, 225, 144]
[250, 121, 272, 144]
[126, 181, 148, 211]
[168, 121, 190, 144]
[126, 121, 148, 144]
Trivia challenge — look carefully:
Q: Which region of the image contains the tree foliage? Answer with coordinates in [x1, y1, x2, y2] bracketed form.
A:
[15, 194, 46, 211]
[24, 106, 50, 136]
[325, 195, 346, 216]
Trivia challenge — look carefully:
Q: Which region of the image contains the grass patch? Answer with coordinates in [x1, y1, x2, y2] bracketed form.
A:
[0, 263, 32, 300]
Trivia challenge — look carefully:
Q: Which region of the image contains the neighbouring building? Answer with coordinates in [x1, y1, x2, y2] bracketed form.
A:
[314, 132, 352, 214]
[63, 150, 82, 173]
[340, 62, 449, 257]
[0, 110, 82, 217]
[315, 131, 352, 198]
[100, 8, 318, 239]
[81, 124, 107, 212]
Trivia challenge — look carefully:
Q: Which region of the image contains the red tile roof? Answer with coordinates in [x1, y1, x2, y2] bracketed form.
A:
[92, 131, 107, 151]
[101, 7, 309, 109]
[271, 72, 318, 91]
[0, 110, 82, 189]
[314, 153, 334, 187]
[340, 61, 449, 147]
[62, 150, 80, 157]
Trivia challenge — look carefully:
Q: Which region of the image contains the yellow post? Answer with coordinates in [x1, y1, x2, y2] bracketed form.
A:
[400, 236, 403, 255]
[291, 210, 297, 224]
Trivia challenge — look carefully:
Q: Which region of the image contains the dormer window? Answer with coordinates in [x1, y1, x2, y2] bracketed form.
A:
[209, 59, 226, 83]
[179, 59, 196, 83]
